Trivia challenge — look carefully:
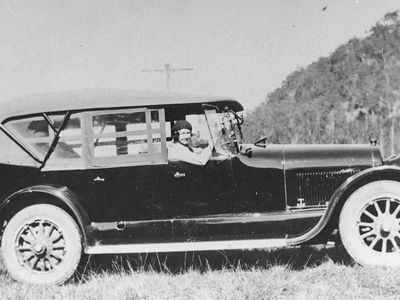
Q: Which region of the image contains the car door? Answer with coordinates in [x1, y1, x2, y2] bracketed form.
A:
[153, 144, 291, 243]
[153, 156, 234, 218]
[43, 107, 172, 244]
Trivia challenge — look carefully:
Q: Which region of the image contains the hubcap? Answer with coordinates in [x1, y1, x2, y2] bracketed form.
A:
[357, 197, 400, 253]
[33, 243, 45, 255]
[15, 219, 66, 272]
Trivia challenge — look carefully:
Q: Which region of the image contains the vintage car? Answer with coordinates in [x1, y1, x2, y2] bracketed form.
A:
[1, 89, 400, 284]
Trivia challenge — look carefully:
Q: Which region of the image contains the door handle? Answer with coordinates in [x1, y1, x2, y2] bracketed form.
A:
[93, 176, 105, 183]
[174, 172, 186, 178]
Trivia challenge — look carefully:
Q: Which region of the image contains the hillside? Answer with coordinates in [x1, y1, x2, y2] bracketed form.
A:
[243, 11, 400, 157]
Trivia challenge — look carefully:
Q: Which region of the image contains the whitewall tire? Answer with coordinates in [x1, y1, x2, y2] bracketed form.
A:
[339, 180, 400, 266]
[1, 204, 82, 285]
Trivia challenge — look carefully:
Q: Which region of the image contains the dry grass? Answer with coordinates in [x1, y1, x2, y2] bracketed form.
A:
[0, 245, 400, 300]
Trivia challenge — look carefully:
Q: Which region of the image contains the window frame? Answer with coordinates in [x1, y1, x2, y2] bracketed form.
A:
[3, 107, 168, 170]
[4, 113, 85, 167]
[83, 107, 168, 168]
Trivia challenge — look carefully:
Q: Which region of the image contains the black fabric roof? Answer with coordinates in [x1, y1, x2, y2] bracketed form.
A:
[0, 89, 243, 122]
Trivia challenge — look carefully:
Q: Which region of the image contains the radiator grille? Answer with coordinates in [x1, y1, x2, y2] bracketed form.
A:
[296, 169, 359, 206]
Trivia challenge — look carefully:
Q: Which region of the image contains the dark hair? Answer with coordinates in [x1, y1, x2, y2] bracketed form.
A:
[172, 131, 179, 142]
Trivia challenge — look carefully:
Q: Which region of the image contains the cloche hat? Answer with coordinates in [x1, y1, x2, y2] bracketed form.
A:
[172, 120, 192, 132]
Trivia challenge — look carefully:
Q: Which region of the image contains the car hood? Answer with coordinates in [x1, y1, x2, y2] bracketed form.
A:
[238, 144, 383, 170]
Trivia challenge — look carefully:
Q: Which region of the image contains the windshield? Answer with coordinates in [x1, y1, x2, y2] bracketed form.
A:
[204, 107, 244, 154]
[184, 107, 243, 155]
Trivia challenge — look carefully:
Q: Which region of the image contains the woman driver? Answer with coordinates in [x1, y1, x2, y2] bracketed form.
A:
[168, 120, 212, 166]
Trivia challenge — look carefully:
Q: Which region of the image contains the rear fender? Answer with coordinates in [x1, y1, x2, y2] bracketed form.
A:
[0, 184, 90, 246]
[288, 165, 400, 245]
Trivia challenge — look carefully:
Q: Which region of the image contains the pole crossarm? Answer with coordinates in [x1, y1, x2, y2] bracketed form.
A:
[142, 63, 193, 90]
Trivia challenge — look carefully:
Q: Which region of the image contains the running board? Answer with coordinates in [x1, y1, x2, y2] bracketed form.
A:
[86, 238, 287, 254]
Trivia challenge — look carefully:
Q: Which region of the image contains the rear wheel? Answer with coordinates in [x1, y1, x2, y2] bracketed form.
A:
[1, 204, 82, 285]
[339, 180, 400, 266]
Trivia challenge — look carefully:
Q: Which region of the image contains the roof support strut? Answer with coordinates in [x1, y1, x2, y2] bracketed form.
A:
[40, 112, 71, 169]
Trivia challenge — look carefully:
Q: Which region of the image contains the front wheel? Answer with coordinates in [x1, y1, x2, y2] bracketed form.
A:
[339, 180, 400, 266]
[1, 204, 82, 285]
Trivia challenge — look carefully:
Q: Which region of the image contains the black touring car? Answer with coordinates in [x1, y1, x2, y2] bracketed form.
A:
[1, 89, 400, 284]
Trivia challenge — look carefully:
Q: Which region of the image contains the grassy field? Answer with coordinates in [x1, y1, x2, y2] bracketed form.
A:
[0, 245, 400, 300]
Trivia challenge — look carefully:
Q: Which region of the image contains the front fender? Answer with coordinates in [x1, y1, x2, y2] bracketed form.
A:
[0, 184, 90, 246]
[288, 165, 400, 245]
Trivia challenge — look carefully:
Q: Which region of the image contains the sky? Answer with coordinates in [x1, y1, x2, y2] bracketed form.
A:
[0, 0, 399, 110]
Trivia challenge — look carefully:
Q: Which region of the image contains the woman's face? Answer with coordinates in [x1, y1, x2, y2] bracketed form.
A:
[178, 129, 191, 145]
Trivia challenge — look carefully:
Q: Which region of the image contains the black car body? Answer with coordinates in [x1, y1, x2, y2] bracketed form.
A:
[1, 89, 400, 284]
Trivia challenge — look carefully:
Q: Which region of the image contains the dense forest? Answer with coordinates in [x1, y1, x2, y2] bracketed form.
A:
[243, 11, 400, 158]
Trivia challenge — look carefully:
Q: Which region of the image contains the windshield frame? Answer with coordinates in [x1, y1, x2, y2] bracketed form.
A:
[202, 104, 244, 155]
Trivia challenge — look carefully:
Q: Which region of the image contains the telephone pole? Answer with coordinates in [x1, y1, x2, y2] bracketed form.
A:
[142, 63, 193, 90]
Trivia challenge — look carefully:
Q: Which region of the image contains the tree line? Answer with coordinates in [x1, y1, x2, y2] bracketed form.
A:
[243, 11, 400, 158]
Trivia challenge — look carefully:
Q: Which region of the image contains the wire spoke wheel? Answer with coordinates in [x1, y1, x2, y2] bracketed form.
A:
[339, 181, 400, 266]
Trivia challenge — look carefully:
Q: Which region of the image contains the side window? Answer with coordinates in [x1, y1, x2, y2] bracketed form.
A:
[7, 118, 52, 157]
[0, 130, 39, 166]
[5, 114, 83, 162]
[50, 115, 83, 160]
[88, 108, 167, 166]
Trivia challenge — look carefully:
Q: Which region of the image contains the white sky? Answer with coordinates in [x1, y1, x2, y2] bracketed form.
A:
[0, 0, 399, 110]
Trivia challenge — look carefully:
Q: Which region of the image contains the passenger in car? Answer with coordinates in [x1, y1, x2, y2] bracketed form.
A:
[168, 120, 212, 166]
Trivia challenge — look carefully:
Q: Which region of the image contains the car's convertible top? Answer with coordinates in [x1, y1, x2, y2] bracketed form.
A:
[0, 89, 244, 122]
